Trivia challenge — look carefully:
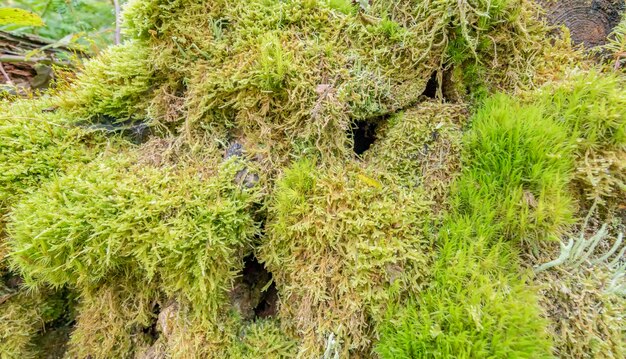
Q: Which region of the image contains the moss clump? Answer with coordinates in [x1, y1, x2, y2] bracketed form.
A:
[118, 0, 552, 167]
[65, 276, 160, 359]
[259, 159, 433, 356]
[366, 101, 468, 211]
[376, 94, 578, 358]
[227, 320, 299, 359]
[59, 41, 158, 123]
[531, 71, 626, 206]
[8, 150, 261, 317]
[145, 300, 297, 358]
[0, 98, 105, 212]
[0, 289, 69, 359]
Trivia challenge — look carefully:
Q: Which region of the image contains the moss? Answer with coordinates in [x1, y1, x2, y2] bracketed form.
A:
[227, 320, 299, 359]
[365, 101, 468, 211]
[458, 94, 576, 244]
[0, 97, 106, 212]
[375, 94, 580, 358]
[531, 71, 626, 206]
[605, 13, 626, 70]
[118, 0, 553, 167]
[147, 301, 297, 358]
[8, 149, 261, 317]
[535, 234, 625, 358]
[259, 159, 433, 356]
[66, 276, 160, 359]
[59, 41, 158, 123]
[0, 289, 69, 359]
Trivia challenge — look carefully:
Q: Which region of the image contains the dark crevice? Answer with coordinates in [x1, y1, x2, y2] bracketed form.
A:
[230, 255, 278, 320]
[351, 119, 380, 155]
[422, 71, 439, 99]
[254, 281, 278, 318]
[140, 303, 161, 342]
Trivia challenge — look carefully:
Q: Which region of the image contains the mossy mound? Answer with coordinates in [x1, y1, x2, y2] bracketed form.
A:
[1, 0, 625, 357]
[8, 148, 261, 316]
[0, 287, 70, 359]
[0, 98, 112, 212]
[259, 159, 435, 356]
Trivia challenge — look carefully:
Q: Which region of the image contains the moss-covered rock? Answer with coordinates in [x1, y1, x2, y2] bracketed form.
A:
[2, 0, 623, 357]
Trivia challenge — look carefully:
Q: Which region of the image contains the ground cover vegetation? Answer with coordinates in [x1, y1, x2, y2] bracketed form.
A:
[0, 0, 625, 358]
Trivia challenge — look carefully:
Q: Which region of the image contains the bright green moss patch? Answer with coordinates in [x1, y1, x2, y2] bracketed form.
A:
[375, 94, 580, 358]
[8, 151, 261, 317]
[0, 98, 106, 211]
[458, 94, 576, 244]
[376, 244, 553, 359]
[259, 159, 433, 356]
[59, 41, 158, 123]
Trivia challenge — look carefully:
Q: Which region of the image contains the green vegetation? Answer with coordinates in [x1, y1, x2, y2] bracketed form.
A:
[376, 95, 574, 358]
[59, 40, 157, 122]
[376, 74, 626, 358]
[2, 0, 116, 46]
[259, 159, 434, 356]
[0, 288, 70, 359]
[1, 0, 625, 357]
[8, 151, 261, 316]
[0, 98, 106, 211]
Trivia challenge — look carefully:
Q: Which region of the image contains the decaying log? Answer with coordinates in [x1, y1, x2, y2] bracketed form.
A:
[0, 31, 86, 91]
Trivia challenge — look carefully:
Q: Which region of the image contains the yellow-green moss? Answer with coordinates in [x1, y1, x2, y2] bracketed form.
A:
[259, 159, 433, 356]
[65, 276, 160, 359]
[531, 70, 626, 206]
[0, 97, 107, 211]
[0, 289, 68, 359]
[376, 94, 578, 358]
[8, 149, 261, 318]
[366, 101, 468, 210]
[59, 41, 158, 123]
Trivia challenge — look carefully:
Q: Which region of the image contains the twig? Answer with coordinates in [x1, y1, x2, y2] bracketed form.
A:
[0, 62, 13, 85]
[0, 55, 72, 66]
[614, 52, 626, 71]
[113, 0, 121, 45]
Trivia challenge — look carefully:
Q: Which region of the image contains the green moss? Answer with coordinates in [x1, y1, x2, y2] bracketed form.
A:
[458, 94, 575, 244]
[227, 320, 299, 359]
[365, 101, 468, 209]
[120, 0, 549, 166]
[0, 289, 69, 359]
[375, 94, 579, 358]
[327, 0, 356, 15]
[531, 71, 626, 205]
[535, 71, 626, 152]
[66, 276, 160, 359]
[59, 41, 158, 123]
[259, 159, 433, 356]
[376, 244, 553, 359]
[8, 151, 261, 317]
[0, 98, 105, 212]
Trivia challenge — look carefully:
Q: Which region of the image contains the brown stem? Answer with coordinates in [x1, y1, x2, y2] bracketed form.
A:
[0, 62, 14, 85]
